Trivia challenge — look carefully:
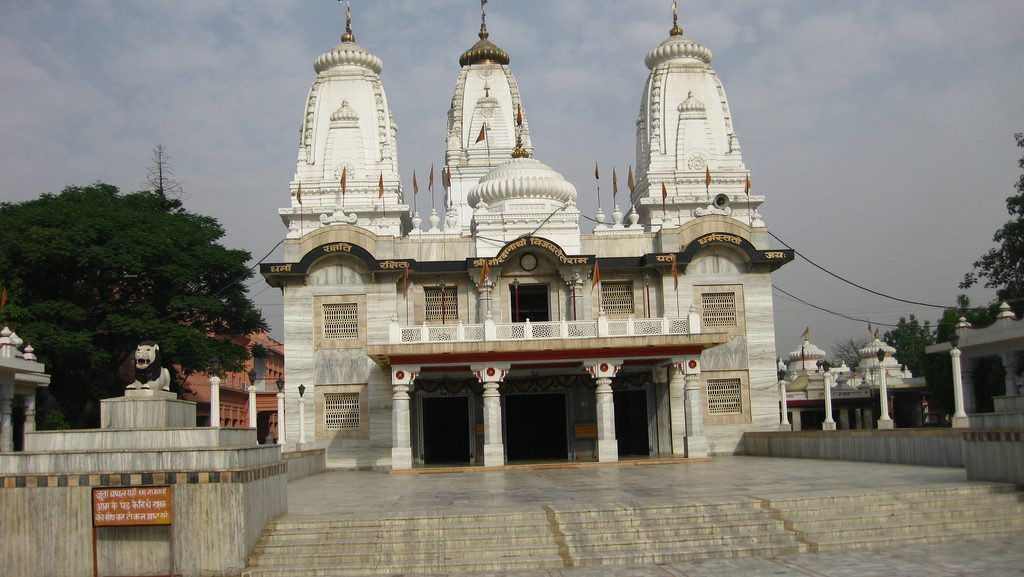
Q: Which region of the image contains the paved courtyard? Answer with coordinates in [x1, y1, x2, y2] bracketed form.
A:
[286, 457, 1024, 575]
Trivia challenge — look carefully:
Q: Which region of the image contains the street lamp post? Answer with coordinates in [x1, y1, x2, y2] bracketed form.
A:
[817, 359, 836, 430]
[297, 384, 307, 445]
[777, 359, 791, 431]
[275, 378, 286, 445]
[876, 348, 893, 429]
[209, 356, 221, 429]
[949, 334, 970, 428]
[247, 367, 257, 430]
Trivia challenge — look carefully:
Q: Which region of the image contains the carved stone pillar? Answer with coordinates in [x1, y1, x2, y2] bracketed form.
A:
[0, 394, 11, 453]
[1001, 351, 1020, 397]
[585, 360, 622, 463]
[950, 348, 969, 429]
[668, 366, 687, 455]
[674, 356, 706, 458]
[472, 363, 510, 467]
[391, 366, 419, 470]
[24, 392, 36, 434]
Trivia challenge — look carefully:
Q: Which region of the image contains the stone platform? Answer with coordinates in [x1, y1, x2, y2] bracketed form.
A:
[244, 457, 1024, 576]
[1, 394, 287, 577]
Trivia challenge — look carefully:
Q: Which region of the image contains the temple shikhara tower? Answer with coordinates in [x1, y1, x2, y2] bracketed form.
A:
[262, 5, 793, 469]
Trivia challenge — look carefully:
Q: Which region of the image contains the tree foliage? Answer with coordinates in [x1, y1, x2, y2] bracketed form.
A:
[831, 336, 871, 370]
[962, 133, 1024, 315]
[882, 315, 934, 377]
[0, 184, 266, 427]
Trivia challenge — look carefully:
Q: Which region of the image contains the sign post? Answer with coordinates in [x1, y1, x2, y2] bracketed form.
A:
[92, 486, 175, 577]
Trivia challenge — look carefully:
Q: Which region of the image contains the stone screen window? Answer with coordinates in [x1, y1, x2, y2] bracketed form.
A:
[324, 392, 361, 430]
[600, 281, 635, 317]
[707, 378, 743, 415]
[323, 303, 358, 339]
[424, 287, 459, 322]
[701, 292, 736, 327]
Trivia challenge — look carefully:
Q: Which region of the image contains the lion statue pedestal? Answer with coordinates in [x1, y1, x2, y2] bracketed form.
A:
[102, 341, 194, 428]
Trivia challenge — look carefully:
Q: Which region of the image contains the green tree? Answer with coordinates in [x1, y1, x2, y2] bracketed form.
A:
[0, 184, 266, 428]
[925, 296, 1000, 416]
[962, 133, 1024, 316]
[882, 315, 934, 377]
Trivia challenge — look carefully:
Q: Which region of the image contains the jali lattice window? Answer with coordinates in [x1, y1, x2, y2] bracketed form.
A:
[701, 292, 737, 327]
[707, 378, 743, 415]
[424, 287, 459, 322]
[601, 281, 635, 316]
[324, 392, 360, 430]
[323, 303, 358, 339]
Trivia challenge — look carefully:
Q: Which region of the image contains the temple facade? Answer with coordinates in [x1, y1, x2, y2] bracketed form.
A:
[261, 6, 793, 468]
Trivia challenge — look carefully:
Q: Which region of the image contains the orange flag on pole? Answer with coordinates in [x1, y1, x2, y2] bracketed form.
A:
[475, 124, 487, 143]
[296, 182, 303, 205]
[745, 174, 751, 195]
[627, 165, 635, 194]
[378, 172, 384, 198]
[670, 257, 679, 291]
[413, 170, 419, 195]
[594, 161, 600, 181]
[591, 260, 601, 289]
[661, 182, 668, 213]
[477, 259, 490, 289]
[612, 167, 618, 199]
[428, 164, 435, 193]
[340, 167, 347, 197]
[705, 167, 712, 193]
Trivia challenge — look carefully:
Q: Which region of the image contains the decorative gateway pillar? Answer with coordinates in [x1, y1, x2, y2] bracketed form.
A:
[673, 356, 707, 458]
[390, 366, 419, 470]
[472, 363, 510, 467]
[585, 360, 622, 463]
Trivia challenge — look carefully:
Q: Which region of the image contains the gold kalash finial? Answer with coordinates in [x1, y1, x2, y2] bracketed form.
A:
[670, 1, 684, 36]
[340, 0, 355, 43]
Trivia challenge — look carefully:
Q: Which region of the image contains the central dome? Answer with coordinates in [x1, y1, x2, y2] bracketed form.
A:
[468, 158, 577, 207]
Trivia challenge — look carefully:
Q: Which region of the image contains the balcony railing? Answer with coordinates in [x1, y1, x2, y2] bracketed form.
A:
[388, 310, 702, 345]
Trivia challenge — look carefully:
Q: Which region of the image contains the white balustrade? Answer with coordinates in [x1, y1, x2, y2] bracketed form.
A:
[387, 316, 697, 345]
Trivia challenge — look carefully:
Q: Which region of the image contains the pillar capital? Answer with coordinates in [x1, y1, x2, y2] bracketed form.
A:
[391, 365, 420, 387]
[671, 355, 701, 376]
[584, 359, 622, 380]
[471, 363, 511, 384]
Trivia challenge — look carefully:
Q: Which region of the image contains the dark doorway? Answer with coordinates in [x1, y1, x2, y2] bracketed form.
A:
[422, 396, 470, 464]
[614, 389, 650, 456]
[505, 393, 568, 461]
[12, 403, 24, 452]
[510, 284, 550, 322]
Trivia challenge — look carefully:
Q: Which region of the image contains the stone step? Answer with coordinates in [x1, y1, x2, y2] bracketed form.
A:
[786, 504, 1024, 527]
[245, 542, 811, 577]
[565, 530, 800, 554]
[254, 533, 557, 558]
[776, 497, 1024, 519]
[259, 512, 781, 545]
[799, 515, 1024, 542]
[764, 485, 1016, 509]
[813, 526, 1024, 552]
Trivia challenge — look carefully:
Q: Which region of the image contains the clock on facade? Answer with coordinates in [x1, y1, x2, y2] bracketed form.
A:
[520, 253, 538, 271]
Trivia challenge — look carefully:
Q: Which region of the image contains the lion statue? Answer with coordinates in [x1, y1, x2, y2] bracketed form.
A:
[126, 341, 171, 391]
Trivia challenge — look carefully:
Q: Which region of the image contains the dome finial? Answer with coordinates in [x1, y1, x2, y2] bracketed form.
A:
[341, 0, 355, 43]
[670, 1, 684, 36]
[480, 0, 490, 40]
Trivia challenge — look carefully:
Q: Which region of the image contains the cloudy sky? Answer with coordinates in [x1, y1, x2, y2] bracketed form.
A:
[2, 1, 1023, 359]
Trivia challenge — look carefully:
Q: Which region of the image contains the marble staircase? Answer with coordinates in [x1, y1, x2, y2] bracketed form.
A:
[244, 484, 1024, 576]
